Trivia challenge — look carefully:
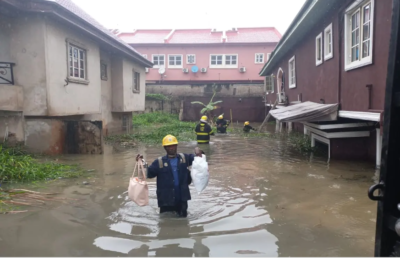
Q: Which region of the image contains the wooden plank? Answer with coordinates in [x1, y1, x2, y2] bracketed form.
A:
[258, 99, 278, 131]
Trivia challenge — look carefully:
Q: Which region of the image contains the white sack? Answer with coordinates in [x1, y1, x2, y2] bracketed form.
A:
[191, 154, 209, 194]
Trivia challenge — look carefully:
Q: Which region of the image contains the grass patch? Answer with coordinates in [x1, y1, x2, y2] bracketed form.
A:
[0, 144, 83, 183]
[106, 112, 197, 145]
[145, 93, 171, 101]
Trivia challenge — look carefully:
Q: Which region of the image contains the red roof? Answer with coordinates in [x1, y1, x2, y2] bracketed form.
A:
[118, 27, 281, 44]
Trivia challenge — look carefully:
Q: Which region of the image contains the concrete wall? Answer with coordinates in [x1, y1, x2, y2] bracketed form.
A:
[122, 59, 146, 111]
[0, 85, 23, 111]
[9, 15, 48, 116]
[0, 111, 24, 144]
[134, 44, 275, 83]
[147, 83, 264, 97]
[44, 19, 101, 116]
[0, 16, 11, 62]
[24, 119, 66, 154]
[145, 99, 181, 114]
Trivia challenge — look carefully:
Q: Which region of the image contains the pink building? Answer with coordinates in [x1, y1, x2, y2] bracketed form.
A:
[118, 28, 281, 84]
[118, 28, 281, 121]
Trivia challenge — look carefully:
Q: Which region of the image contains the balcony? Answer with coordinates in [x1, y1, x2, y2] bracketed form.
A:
[0, 62, 23, 112]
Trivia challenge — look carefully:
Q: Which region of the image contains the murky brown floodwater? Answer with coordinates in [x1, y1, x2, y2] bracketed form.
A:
[0, 133, 378, 257]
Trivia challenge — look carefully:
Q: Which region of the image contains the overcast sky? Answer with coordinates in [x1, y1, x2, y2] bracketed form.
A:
[72, 0, 307, 35]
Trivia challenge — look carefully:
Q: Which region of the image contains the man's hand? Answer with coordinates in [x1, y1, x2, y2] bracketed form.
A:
[136, 154, 143, 161]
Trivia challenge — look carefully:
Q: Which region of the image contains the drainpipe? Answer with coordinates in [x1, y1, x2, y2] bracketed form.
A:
[337, 11, 344, 110]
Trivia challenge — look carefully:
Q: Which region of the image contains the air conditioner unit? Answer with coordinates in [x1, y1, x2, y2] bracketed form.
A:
[182, 68, 189, 73]
[201, 68, 207, 73]
[145, 67, 149, 73]
[239, 67, 246, 73]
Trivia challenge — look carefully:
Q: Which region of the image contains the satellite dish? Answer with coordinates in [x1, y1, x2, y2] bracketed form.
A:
[158, 67, 165, 74]
[191, 65, 199, 73]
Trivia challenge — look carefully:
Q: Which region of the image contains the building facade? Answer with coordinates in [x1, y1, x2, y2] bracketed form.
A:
[118, 28, 281, 121]
[0, 0, 152, 154]
[260, 0, 390, 167]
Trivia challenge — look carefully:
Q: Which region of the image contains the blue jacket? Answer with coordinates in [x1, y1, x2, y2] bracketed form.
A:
[147, 153, 195, 207]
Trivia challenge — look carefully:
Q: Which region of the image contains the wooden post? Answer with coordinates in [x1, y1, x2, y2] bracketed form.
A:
[258, 99, 278, 131]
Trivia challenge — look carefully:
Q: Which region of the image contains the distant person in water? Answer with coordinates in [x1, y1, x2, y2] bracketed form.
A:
[243, 121, 256, 133]
[216, 115, 229, 134]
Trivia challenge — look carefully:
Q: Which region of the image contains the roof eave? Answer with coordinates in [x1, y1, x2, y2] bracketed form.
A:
[259, 0, 341, 76]
[4, 0, 153, 68]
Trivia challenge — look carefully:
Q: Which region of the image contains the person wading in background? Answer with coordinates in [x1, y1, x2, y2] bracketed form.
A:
[243, 121, 257, 133]
[136, 135, 203, 217]
[216, 115, 229, 134]
[195, 116, 214, 144]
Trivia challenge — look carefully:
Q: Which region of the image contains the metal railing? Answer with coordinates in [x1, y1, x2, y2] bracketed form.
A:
[0, 62, 15, 85]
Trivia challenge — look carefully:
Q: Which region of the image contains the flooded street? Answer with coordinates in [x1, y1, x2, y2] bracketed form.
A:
[0, 135, 377, 257]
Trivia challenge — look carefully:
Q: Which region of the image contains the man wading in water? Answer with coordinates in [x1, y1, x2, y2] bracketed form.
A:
[136, 134, 203, 217]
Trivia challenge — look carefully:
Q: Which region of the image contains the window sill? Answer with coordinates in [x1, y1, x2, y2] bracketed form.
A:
[132, 90, 140, 94]
[67, 77, 90, 85]
[289, 84, 296, 89]
[168, 67, 183, 69]
[209, 66, 239, 69]
[255, 62, 265, 65]
[324, 54, 333, 61]
[316, 60, 323, 66]
[345, 59, 373, 71]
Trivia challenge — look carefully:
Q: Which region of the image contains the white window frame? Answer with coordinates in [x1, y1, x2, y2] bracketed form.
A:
[152, 54, 165, 68]
[316, 33, 323, 66]
[324, 23, 333, 60]
[186, 54, 196, 64]
[168, 54, 183, 68]
[267, 53, 271, 61]
[344, 0, 374, 71]
[66, 39, 89, 85]
[210, 54, 238, 68]
[288, 56, 296, 89]
[132, 69, 140, 93]
[255, 53, 264, 64]
[265, 74, 275, 93]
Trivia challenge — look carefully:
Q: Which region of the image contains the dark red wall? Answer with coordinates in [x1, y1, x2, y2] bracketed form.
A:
[182, 96, 266, 122]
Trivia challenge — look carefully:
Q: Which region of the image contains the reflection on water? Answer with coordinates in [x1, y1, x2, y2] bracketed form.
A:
[0, 135, 377, 256]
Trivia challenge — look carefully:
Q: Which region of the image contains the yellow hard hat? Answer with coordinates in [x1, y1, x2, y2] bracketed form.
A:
[201, 116, 208, 121]
[244, 121, 250, 126]
[218, 115, 223, 119]
[162, 134, 178, 146]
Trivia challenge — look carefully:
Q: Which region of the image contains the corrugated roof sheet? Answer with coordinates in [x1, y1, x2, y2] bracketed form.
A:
[118, 27, 281, 44]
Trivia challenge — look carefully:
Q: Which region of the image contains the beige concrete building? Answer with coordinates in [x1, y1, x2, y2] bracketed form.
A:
[0, 0, 152, 154]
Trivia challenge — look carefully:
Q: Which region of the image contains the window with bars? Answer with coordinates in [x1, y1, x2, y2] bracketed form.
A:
[168, 55, 183, 68]
[255, 53, 264, 64]
[152, 55, 165, 68]
[133, 70, 140, 93]
[187, 54, 196, 64]
[288, 56, 296, 88]
[68, 45, 86, 80]
[344, 0, 374, 70]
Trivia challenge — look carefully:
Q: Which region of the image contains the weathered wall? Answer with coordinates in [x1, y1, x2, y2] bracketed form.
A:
[182, 96, 266, 122]
[25, 119, 66, 154]
[0, 16, 11, 62]
[0, 111, 24, 144]
[147, 83, 264, 97]
[122, 58, 146, 111]
[9, 15, 48, 116]
[44, 19, 101, 116]
[0, 85, 23, 111]
[144, 99, 181, 114]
